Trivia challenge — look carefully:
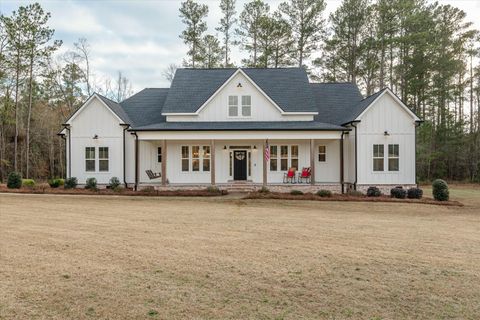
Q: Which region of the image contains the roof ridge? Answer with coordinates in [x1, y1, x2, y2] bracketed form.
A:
[360, 88, 387, 102]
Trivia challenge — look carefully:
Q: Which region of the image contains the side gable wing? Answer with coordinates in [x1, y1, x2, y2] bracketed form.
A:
[65, 93, 130, 125]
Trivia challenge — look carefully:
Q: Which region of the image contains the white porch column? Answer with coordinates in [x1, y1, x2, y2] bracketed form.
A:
[211, 140, 215, 185]
[310, 139, 315, 185]
[263, 140, 267, 187]
[161, 140, 167, 186]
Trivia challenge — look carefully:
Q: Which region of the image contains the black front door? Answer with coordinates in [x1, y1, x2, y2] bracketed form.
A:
[233, 150, 247, 180]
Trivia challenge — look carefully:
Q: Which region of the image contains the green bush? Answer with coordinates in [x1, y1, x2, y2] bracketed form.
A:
[22, 179, 35, 188]
[290, 189, 304, 195]
[367, 186, 381, 197]
[48, 178, 63, 188]
[432, 179, 449, 201]
[390, 187, 407, 199]
[85, 177, 97, 190]
[109, 177, 121, 190]
[64, 177, 78, 189]
[316, 189, 332, 197]
[258, 186, 270, 194]
[7, 172, 22, 189]
[407, 187, 423, 199]
[58, 178, 64, 186]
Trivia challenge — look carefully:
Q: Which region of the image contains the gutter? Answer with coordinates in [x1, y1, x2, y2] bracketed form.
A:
[127, 127, 351, 132]
[340, 131, 346, 194]
[61, 124, 71, 179]
[120, 124, 130, 188]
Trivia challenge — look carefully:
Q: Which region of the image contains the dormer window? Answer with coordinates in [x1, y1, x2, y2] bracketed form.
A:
[228, 95, 251, 117]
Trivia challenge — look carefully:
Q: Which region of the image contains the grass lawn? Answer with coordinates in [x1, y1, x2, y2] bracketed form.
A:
[1, 186, 479, 319]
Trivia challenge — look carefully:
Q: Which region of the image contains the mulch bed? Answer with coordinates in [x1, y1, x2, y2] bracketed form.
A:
[0, 185, 226, 197]
[245, 192, 464, 206]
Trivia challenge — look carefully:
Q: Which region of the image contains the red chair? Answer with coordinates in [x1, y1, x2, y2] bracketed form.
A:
[283, 167, 297, 183]
[298, 167, 311, 184]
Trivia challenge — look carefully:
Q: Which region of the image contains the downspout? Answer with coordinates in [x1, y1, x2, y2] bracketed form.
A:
[120, 124, 130, 188]
[62, 124, 71, 179]
[414, 120, 423, 186]
[350, 121, 360, 190]
[59, 134, 66, 178]
[340, 131, 345, 194]
[132, 131, 138, 191]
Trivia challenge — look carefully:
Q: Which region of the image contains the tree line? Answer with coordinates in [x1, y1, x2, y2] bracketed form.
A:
[0, 3, 133, 180]
[178, 0, 480, 182]
[0, 0, 479, 183]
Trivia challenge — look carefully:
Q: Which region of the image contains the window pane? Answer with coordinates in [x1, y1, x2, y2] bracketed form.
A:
[99, 159, 108, 172]
[281, 146, 288, 158]
[203, 159, 210, 172]
[291, 145, 298, 157]
[157, 147, 162, 163]
[281, 159, 288, 171]
[182, 146, 189, 158]
[389, 144, 399, 157]
[229, 152, 233, 176]
[242, 96, 251, 117]
[192, 159, 200, 171]
[229, 106, 238, 117]
[373, 144, 384, 157]
[182, 159, 189, 172]
[85, 147, 95, 159]
[229, 96, 238, 117]
[192, 146, 200, 158]
[318, 154, 326, 162]
[318, 145, 326, 154]
[203, 146, 210, 158]
[389, 158, 399, 171]
[229, 95, 238, 105]
[270, 146, 277, 157]
[242, 106, 251, 117]
[242, 95, 251, 106]
[86, 160, 95, 172]
[291, 159, 298, 170]
[270, 159, 277, 171]
[373, 159, 384, 171]
[99, 147, 108, 159]
[248, 152, 251, 176]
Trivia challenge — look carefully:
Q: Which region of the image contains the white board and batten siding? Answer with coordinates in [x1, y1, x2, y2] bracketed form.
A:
[356, 92, 417, 185]
[67, 97, 125, 185]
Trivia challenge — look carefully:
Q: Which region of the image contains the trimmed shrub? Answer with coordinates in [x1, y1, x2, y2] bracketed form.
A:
[85, 177, 97, 190]
[258, 186, 270, 194]
[58, 178, 65, 186]
[109, 177, 121, 190]
[316, 189, 332, 197]
[48, 178, 63, 188]
[407, 187, 423, 199]
[64, 177, 78, 189]
[432, 179, 449, 201]
[22, 179, 36, 188]
[7, 172, 22, 189]
[366, 186, 381, 197]
[390, 187, 407, 199]
[290, 189, 304, 195]
[206, 186, 220, 193]
[347, 189, 363, 197]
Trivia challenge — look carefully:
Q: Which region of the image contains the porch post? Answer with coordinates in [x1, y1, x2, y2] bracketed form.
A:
[263, 140, 267, 187]
[340, 133, 345, 194]
[161, 140, 167, 186]
[310, 139, 315, 185]
[211, 140, 215, 185]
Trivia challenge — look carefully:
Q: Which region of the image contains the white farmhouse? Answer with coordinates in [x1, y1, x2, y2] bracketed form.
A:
[59, 68, 421, 193]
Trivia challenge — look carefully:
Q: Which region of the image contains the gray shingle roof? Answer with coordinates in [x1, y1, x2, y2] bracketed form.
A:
[96, 94, 132, 124]
[132, 121, 347, 131]
[161, 68, 317, 114]
[120, 88, 168, 127]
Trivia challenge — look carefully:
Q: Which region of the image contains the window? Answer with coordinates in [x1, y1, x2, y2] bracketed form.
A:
[157, 147, 162, 163]
[388, 144, 399, 171]
[182, 146, 189, 171]
[270, 146, 278, 171]
[99, 147, 109, 172]
[192, 146, 200, 171]
[269, 145, 299, 171]
[85, 147, 95, 172]
[229, 152, 233, 176]
[248, 151, 252, 176]
[291, 145, 298, 169]
[242, 95, 251, 117]
[228, 96, 238, 117]
[203, 146, 210, 172]
[280, 146, 288, 171]
[318, 145, 326, 162]
[373, 144, 384, 171]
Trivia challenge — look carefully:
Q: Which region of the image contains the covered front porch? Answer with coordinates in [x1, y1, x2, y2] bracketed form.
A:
[132, 130, 349, 193]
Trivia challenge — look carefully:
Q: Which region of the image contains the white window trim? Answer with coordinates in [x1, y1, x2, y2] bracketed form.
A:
[388, 144, 400, 172]
[98, 147, 109, 173]
[318, 145, 327, 163]
[180, 145, 211, 173]
[85, 146, 111, 174]
[227, 95, 253, 119]
[268, 144, 299, 172]
[85, 147, 95, 172]
[372, 144, 385, 172]
[371, 144, 401, 174]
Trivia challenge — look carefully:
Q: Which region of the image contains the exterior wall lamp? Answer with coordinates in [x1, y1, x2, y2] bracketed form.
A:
[93, 134, 99, 139]
[223, 145, 227, 150]
[384, 131, 390, 136]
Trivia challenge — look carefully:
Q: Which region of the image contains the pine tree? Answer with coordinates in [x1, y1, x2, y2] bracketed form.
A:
[279, 0, 326, 68]
[216, 0, 237, 67]
[200, 35, 223, 68]
[179, 0, 209, 68]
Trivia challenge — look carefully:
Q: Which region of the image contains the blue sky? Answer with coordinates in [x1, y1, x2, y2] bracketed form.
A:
[1, 0, 479, 91]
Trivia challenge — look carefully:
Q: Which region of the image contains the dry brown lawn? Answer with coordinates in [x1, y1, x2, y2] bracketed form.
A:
[1, 186, 479, 320]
